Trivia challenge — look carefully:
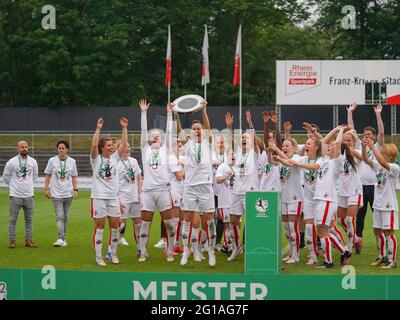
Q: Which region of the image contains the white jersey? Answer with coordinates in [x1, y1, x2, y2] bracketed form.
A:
[3, 155, 38, 198]
[44, 156, 78, 198]
[183, 138, 213, 187]
[215, 162, 235, 208]
[372, 161, 400, 211]
[298, 156, 322, 202]
[169, 154, 184, 196]
[90, 153, 120, 199]
[359, 143, 381, 185]
[233, 149, 260, 195]
[118, 157, 141, 204]
[212, 151, 227, 196]
[338, 152, 363, 196]
[259, 151, 281, 192]
[279, 154, 303, 203]
[314, 156, 342, 202]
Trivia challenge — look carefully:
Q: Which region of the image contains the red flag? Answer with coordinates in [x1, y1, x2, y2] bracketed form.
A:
[233, 25, 241, 87]
[165, 25, 172, 87]
[202, 25, 210, 86]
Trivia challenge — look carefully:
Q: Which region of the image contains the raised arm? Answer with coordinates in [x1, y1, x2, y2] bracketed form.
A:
[262, 111, 270, 149]
[245, 110, 260, 153]
[139, 99, 150, 148]
[347, 102, 357, 130]
[166, 102, 174, 150]
[225, 112, 234, 150]
[270, 111, 282, 150]
[303, 122, 323, 141]
[91, 118, 103, 159]
[117, 117, 129, 158]
[366, 137, 390, 171]
[200, 100, 212, 143]
[332, 125, 349, 158]
[361, 138, 374, 168]
[267, 142, 288, 160]
[374, 103, 384, 147]
[322, 125, 342, 146]
[283, 121, 292, 140]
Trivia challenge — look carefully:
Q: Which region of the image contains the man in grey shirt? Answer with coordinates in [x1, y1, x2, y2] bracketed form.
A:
[3, 141, 39, 248]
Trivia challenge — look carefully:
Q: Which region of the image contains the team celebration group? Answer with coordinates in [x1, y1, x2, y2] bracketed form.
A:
[3, 100, 399, 270]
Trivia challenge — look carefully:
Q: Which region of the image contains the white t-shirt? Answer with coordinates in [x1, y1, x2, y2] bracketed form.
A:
[359, 143, 381, 185]
[372, 161, 400, 211]
[169, 154, 184, 197]
[90, 153, 120, 199]
[233, 149, 260, 195]
[338, 152, 363, 196]
[259, 151, 281, 192]
[279, 154, 304, 203]
[314, 156, 342, 202]
[3, 155, 38, 198]
[44, 156, 78, 198]
[216, 162, 236, 207]
[141, 143, 170, 192]
[298, 156, 322, 202]
[183, 139, 213, 187]
[118, 157, 142, 204]
[212, 151, 227, 196]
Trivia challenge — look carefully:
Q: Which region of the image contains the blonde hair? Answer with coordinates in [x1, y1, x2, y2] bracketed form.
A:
[344, 129, 360, 144]
[381, 143, 399, 163]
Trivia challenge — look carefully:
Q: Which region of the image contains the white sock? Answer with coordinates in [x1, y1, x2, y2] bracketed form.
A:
[330, 226, 345, 247]
[207, 220, 216, 250]
[224, 225, 233, 250]
[119, 222, 126, 236]
[139, 221, 151, 255]
[110, 228, 119, 256]
[191, 227, 199, 254]
[305, 224, 317, 259]
[134, 222, 141, 246]
[345, 216, 356, 251]
[320, 237, 332, 263]
[94, 228, 104, 258]
[163, 218, 175, 255]
[182, 221, 191, 253]
[173, 218, 181, 247]
[387, 235, 397, 262]
[329, 234, 345, 254]
[289, 222, 299, 260]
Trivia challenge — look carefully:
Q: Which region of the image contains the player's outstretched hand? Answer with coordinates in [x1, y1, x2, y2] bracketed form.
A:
[347, 102, 357, 112]
[96, 117, 104, 130]
[262, 111, 270, 124]
[120, 117, 128, 128]
[139, 99, 150, 112]
[270, 111, 279, 125]
[225, 112, 234, 128]
[374, 103, 383, 114]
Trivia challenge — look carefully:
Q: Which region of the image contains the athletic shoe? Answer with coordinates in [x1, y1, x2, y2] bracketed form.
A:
[340, 250, 352, 266]
[111, 256, 119, 264]
[119, 237, 129, 246]
[174, 246, 184, 254]
[282, 243, 291, 257]
[138, 254, 147, 262]
[371, 256, 389, 266]
[180, 251, 190, 266]
[381, 260, 397, 269]
[167, 255, 174, 263]
[193, 250, 202, 262]
[54, 239, 64, 247]
[154, 239, 166, 249]
[25, 240, 38, 248]
[9, 240, 16, 249]
[105, 250, 112, 261]
[355, 237, 362, 255]
[286, 257, 299, 264]
[227, 249, 233, 257]
[208, 249, 216, 267]
[61, 240, 68, 247]
[306, 257, 318, 265]
[315, 261, 334, 269]
[227, 249, 239, 262]
[96, 256, 107, 266]
[282, 255, 291, 262]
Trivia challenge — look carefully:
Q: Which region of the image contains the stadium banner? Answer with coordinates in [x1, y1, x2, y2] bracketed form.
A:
[276, 60, 400, 105]
[245, 191, 281, 275]
[1, 269, 400, 300]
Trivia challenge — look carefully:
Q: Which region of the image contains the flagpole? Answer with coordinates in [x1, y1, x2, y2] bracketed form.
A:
[168, 83, 171, 103]
[239, 25, 242, 133]
[204, 83, 207, 100]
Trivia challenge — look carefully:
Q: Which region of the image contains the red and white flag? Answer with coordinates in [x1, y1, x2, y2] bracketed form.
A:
[233, 25, 241, 87]
[201, 25, 210, 86]
[165, 25, 172, 87]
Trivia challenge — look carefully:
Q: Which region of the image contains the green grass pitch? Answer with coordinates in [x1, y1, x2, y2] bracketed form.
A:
[0, 189, 399, 275]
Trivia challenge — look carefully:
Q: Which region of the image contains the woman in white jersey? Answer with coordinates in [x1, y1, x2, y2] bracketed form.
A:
[362, 139, 399, 269]
[90, 117, 128, 266]
[116, 144, 142, 255]
[174, 100, 218, 267]
[168, 138, 185, 254]
[337, 129, 363, 254]
[269, 138, 303, 264]
[138, 100, 176, 263]
[44, 140, 78, 247]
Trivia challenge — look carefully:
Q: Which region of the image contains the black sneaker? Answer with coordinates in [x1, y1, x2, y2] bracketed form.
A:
[340, 250, 352, 266]
[355, 238, 362, 255]
[371, 256, 389, 266]
[315, 261, 334, 269]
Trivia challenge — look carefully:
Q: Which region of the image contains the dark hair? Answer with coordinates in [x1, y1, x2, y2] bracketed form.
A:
[341, 144, 357, 172]
[363, 126, 376, 135]
[56, 140, 70, 149]
[98, 137, 113, 154]
[191, 120, 203, 128]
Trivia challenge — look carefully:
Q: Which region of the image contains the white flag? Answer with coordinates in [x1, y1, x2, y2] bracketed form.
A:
[202, 25, 210, 86]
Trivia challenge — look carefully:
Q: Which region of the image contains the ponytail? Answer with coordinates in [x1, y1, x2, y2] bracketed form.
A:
[341, 144, 356, 172]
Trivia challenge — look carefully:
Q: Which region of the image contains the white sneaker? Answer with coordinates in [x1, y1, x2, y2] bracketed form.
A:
[112, 256, 119, 264]
[286, 257, 299, 264]
[54, 239, 64, 247]
[306, 257, 318, 265]
[208, 249, 216, 267]
[154, 239, 167, 249]
[105, 250, 112, 261]
[193, 250, 202, 262]
[61, 240, 68, 247]
[180, 251, 190, 266]
[167, 255, 174, 263]
[96, 256, 107, 266]
[119, 237, 129, 246]
[282, 255, 291, 262]
[138, 255, 147, 262]
[227, 249, 239, 261]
